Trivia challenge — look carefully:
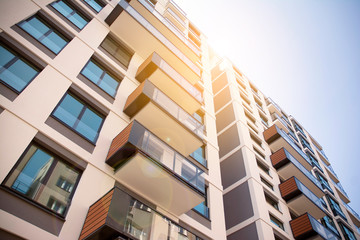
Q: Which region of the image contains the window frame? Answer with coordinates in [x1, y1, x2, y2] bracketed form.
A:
[80, 58, 122, 98]
[17, 14, 70, 55]
[49, 0, 91, 31]
[82, 0, 106, 13]
[1, 142, 82, 218]
[51, 91, 105, 144]
[99, 34, 134, 69]
[0, 43, 41, 94]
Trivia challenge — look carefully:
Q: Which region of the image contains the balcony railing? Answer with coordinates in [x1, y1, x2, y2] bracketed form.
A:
[326, 165, 338, 178]
[190, 150, 207, 167]
[151, 87, 205, 138]
[290, 213, 340, 240]
[137, 0, 200, 55]
[342, 200, 360, 222]
[267, 98, 282, 113]
[166, 7, 186, 27]
[277, 128, 311, 166]
[79, 187, 203, 240]
[193, 202, 209, 218]
[294, 177, 325, 212]
[331, 178, 349, 199]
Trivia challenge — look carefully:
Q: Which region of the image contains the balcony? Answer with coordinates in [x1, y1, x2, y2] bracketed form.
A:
[79, 187, 203, 240]
[290, 213, 340, 240]
[325, 164, 339, 183]
[266, 98, 282, 116]
[271, 148, 324, 198]
[330, 179, 350, 204]
[342, 201, 360, 227]
[271, 113, 290, 133]
[105, 121, 205, 216]
[280, 177, 326, 219]
[105, 0, 201, 85]
[264, 125, 312, 170]
[163, 7, 186, 33]
[124, 80, 204, 156]
[136, 52, 202, 115]
[314, 145, 330, 166]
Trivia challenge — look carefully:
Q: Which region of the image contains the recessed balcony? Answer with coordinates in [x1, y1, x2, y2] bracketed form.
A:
[105, 121, 205, 216]
[290, 213, 340, 240]
[280, 177, 326, 219]
[271, 148, 324, 198]
[105, 0, 201, 85]
[124, 80, 204, 156]
[264, 125, 312, 170]
[136, 52, 202, 115]
[78, 187, 203, 240]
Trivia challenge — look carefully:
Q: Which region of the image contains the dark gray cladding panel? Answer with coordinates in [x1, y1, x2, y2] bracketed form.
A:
[218, 124, 240, 158]
[221, 149, 246, 189]
[216, 103, 236, 133]
[223, 181, 254, 229]
[227, 222, 258, 240]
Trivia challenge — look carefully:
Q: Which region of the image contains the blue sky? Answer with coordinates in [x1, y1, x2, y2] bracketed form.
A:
[176, 0, 360, 214]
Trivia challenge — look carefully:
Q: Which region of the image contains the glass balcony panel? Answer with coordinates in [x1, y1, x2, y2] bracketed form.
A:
[294, 178, 324, 211]
[308, 215, 340, 240]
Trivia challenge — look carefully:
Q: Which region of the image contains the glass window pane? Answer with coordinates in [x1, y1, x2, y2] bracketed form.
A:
[4, 144, 81, 216]
[68, 13, 88, 29]
[52, 1, 73, 16]
[53, 94, 84, 127]
[52, 1, 88, 29]
[81, 60, 103, 84]
[0, 45, 16, 66]
[42, 31, 68, 54]
[76, 108, 103, 141]
[0, 59, 38, 92]
[6, 145, 54, 196]
[98, 73, 119, 96]
[84, 0, 103, 12]
[19, 17, 49, 40]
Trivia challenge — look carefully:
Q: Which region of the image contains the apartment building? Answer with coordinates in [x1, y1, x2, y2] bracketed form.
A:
[0, 0, 358, 240]
[212, 58, 360, 240]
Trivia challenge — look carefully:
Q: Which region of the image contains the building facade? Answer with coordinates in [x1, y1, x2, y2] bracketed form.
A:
[0, 0, 358, 239]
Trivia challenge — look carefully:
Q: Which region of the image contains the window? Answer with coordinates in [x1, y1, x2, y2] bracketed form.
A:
[265, 193, 279, 211]
[321, 215, 340, 236]
[82, 0, 105, 12]
[307, 152, 322, 171]
[50, 0, 89, 29]
[3, 143, 81, 216]
[100, 35, 133, 68]
[326, 195, 347, 221]
[56, 176, 74, 192]
[338, 222, 356, 240]
[193, 187, 209, 218]
[18, 15, 69, 54]
[261, 177, 273, 190]
[0, 44, 40, 92]
[257, 160, 270, 176]
[270, 214, 284, 230]
[52, 92, 105, 143]
[80, 59, 121, 97]
[190, 146, 206, 167]
[316, 172, 333, 193]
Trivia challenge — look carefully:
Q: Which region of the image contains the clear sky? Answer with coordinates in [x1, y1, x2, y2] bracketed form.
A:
[176, 0, 360, 214]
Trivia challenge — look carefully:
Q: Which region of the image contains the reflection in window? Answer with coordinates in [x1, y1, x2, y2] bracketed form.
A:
[80, 59, 120, 97]
[51, 0, 89, 29]
[0, 44, 40, 92]
[18, 15, 69, 54]
[52, 92, 104, 142]
[4, 143, 81, 216]
[338, 222, 356, 240]
[100, 35, 133, 68]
